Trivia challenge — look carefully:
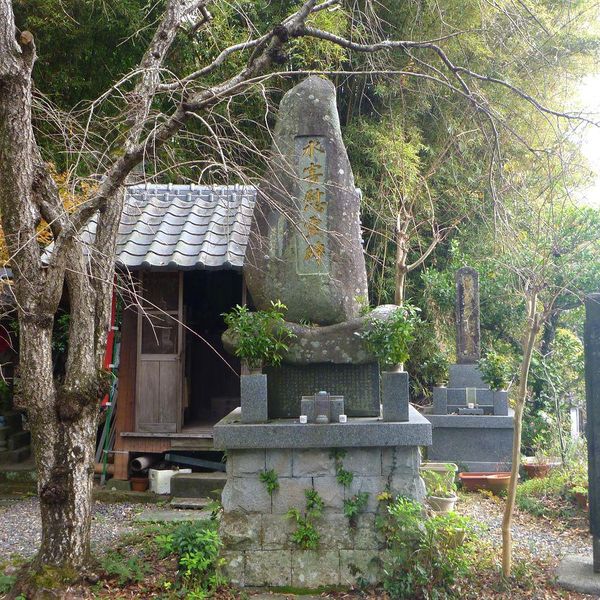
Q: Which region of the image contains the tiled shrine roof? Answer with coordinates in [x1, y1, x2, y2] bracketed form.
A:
[82, 184, 257, 270]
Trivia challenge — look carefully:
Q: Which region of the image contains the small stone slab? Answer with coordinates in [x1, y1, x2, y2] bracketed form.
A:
[557, 554, 600, 595]
[170, 497, 211, 510]
[170, 472, 227, 499]
[134, 508, 212, 523]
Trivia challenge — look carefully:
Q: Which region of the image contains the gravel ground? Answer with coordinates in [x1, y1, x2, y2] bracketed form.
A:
[458, 492, 591, 559]
[0, 491, 591, 566]
[0, 496, 148, 562]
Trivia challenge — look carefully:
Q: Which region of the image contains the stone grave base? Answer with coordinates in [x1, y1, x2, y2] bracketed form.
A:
[214, 407, 431, 588]
[427, 412, 514, 472]
[557, 554, 600, 595]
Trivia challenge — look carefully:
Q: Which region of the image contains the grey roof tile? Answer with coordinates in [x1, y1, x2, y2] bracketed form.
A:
[62, 184, 257, 270]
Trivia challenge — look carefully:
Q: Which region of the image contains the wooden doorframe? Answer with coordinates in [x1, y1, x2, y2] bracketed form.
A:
[135, 271, 184, 432]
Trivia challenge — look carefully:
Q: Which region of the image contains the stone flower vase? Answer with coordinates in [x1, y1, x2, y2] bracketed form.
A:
[427, 493, 458, 513]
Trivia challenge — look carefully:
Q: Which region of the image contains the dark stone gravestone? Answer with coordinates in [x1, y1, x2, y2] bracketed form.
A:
[455, 267, 481, 364]
[585, 293, 600, 572]
[266, 362, 380, 418]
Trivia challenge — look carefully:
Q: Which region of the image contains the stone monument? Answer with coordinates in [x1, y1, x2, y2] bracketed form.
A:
[215, 76, 432, 588]
[427, 267, 514, 471]
[558, 293, 600, 595]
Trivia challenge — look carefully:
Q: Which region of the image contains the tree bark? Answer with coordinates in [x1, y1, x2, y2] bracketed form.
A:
[501, 290, 541, 576]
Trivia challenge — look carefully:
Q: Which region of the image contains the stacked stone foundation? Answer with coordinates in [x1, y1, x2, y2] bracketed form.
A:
[219, 446, 425, 587]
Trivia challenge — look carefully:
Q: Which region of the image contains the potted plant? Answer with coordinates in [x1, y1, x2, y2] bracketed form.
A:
[422, 466, 458, 513]
[571, 485, 588, 510]
[522, 436, 561, 479]
[358, 303, 420, 371]
[222, 300, 295, 372]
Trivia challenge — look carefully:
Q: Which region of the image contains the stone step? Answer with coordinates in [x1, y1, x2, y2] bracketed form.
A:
[8, 430, 30, 451]
[170, 472, 226, 499]
[134, 508, 213, 523]
[170, 496, 211, 510]
[0, 445, 31, 464]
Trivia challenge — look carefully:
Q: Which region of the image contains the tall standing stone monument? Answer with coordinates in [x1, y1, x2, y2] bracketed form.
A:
[455, 267, 481, 364]
[245, 75, 368, 326]
[557, 293, 600, 594]
[428, 266, 513, 472]
[215, 77, 432, 589]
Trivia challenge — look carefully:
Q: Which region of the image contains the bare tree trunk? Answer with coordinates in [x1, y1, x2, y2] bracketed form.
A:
[502, 290, 541, 576]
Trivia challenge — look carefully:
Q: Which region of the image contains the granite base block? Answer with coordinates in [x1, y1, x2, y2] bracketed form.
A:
[427, 412, 514, 471]
[219, 436, 428, 588]
[240, 374, 268, 423]
[381, 371, 409, 422]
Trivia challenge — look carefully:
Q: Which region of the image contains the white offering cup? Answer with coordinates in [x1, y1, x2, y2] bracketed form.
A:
[299, 415, 308, 424]
[467, 403, 474, 409]
[339, 414, 347, 423]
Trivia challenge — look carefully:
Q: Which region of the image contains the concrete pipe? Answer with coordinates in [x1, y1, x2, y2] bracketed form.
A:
[130, 455, 158, 472]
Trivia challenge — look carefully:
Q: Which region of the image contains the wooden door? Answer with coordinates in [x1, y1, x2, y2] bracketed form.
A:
[136, 272, 183, 433]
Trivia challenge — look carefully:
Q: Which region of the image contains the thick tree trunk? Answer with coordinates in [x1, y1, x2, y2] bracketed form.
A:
[15, 315, 101, 580]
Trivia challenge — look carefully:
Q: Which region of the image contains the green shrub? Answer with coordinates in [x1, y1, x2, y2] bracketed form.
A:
[358, 304, 420, 368]
[155, 521, 225, 595]
[378, 496, 476, 599]
[478, 349, 513, 391]
[222, 300, 295, 369]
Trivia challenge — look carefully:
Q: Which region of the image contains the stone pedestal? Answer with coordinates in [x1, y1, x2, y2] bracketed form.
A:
[240, 374, 268, 424]
[427, 412, 514, 472]
[214, 407, 431, 588]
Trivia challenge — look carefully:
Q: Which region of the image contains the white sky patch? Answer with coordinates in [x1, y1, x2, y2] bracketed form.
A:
[576, 75, 600, 207]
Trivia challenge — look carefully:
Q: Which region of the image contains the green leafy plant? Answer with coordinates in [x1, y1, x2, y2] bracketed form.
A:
[0, 574, 15, 595]
[100, 552, 149, 585]
[287, 489, 325, 550]
[259, 468, 279, 496]
[305, 488, 325, 515]
[155, 521, 225, 595]
[222, 300, 296, 369]
[377, 496, 475, 599]
[357, 304, 420, 369]
[422, 467, 457, 499]
[330, 448, 354, 487]
[343, 492, 369, 525]
[478, 349, 512, 391]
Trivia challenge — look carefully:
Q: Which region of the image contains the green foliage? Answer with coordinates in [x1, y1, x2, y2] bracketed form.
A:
[287, 489, 325, 550]
[378, 497, 476, 599]
[335, 467, 354, 488]
[0, 574, 15, 595]
[304, 489, 325, 516]
[155, 521, 225, 596]
[358, 304, 420, 368]
[260, 469, 279, 496]
[422, 467, 457, 499]
[222, 300, 295, 369]
[478, 349, 513, 391]
[330, 449, 353, 487]
[100, 552, 149, 585]
[516, 459, 588, 522]
[343, 492, 369, 525]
